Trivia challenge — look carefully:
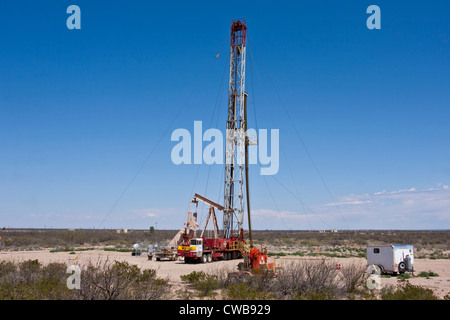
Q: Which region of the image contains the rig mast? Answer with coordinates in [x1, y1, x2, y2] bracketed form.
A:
[223, 19, 248, 239]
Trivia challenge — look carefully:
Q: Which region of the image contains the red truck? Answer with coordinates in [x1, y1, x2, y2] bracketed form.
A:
[178, 236, 244, 263]
[177, 193, 246, 263]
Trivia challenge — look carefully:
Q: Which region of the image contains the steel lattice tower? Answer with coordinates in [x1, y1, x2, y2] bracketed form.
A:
[223, 19, 248, 238]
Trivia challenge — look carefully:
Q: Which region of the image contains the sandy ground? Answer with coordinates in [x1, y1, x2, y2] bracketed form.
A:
[1, 249, 449, 299]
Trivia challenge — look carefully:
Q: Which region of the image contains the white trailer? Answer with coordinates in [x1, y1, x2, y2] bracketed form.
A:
[367, 245, 414, 274]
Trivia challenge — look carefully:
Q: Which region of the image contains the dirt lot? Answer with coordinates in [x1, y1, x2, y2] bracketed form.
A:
[1, 249, 449, 299]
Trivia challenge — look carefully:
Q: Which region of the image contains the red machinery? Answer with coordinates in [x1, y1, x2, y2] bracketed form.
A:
[237, 245, 284, 274]
[177, 193, 246, 263]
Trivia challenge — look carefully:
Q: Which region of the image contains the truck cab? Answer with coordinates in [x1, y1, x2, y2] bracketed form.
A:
[189, 238, 203, 258]
[177, 237, 209, 263]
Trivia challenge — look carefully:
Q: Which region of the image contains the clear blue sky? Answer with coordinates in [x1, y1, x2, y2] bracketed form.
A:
[1, 1, 449, 230]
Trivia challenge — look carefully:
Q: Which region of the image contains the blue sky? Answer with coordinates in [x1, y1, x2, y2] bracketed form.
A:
[1, 1, 449, 230]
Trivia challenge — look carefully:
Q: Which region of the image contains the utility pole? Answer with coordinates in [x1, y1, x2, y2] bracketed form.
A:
[223, 19, 250, 241]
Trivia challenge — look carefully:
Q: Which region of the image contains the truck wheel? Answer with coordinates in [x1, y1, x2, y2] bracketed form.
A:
[207, 254, 212, 263]
[202, 254, 208, 263]
[398, 262, 406, 273]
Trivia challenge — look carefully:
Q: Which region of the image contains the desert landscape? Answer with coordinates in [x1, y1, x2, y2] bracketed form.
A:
[0, 228, 448, 300]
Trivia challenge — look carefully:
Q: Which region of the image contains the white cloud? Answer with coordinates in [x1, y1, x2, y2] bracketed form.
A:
[315, 185, 450, 229]
[145, 213, 158, 218]
[249, 185, 450, 230]
[252, 208, 300, 218]
[131, 207, 179, 219]
[323, 199, 372, 207]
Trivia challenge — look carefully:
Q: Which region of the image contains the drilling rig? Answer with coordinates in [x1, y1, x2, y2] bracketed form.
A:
[223, 18, 249, 242]
[177, 19, 278, 272]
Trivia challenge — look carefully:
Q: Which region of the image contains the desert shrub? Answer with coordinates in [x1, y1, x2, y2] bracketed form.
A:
[417, 271, 439, 278]
[223, 282, 275, 300]
[273, 262, 306, 297]
[227, 268, 275, 294]
[19, 259, 41, 282]
[381, 282, 439, 300]
[180, 271, 219, 298]
[0, 258, 170, 300]
[340, 261, 366, 293]
[128, 271, 170, 300]
[273, 258, 341, 299]
[179, 267, 276, 299]
[194, 275, 219, 297]
[0, 260, 75, 300]
[356, 252, 366, 258]
[180, 271, 207, 284]
[397, 273, 411, 280]
[0, 261, 16, 278]
[77, 259, 170, 300]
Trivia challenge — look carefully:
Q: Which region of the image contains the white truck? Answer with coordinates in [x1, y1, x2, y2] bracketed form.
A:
[367, 245, 414, 274]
